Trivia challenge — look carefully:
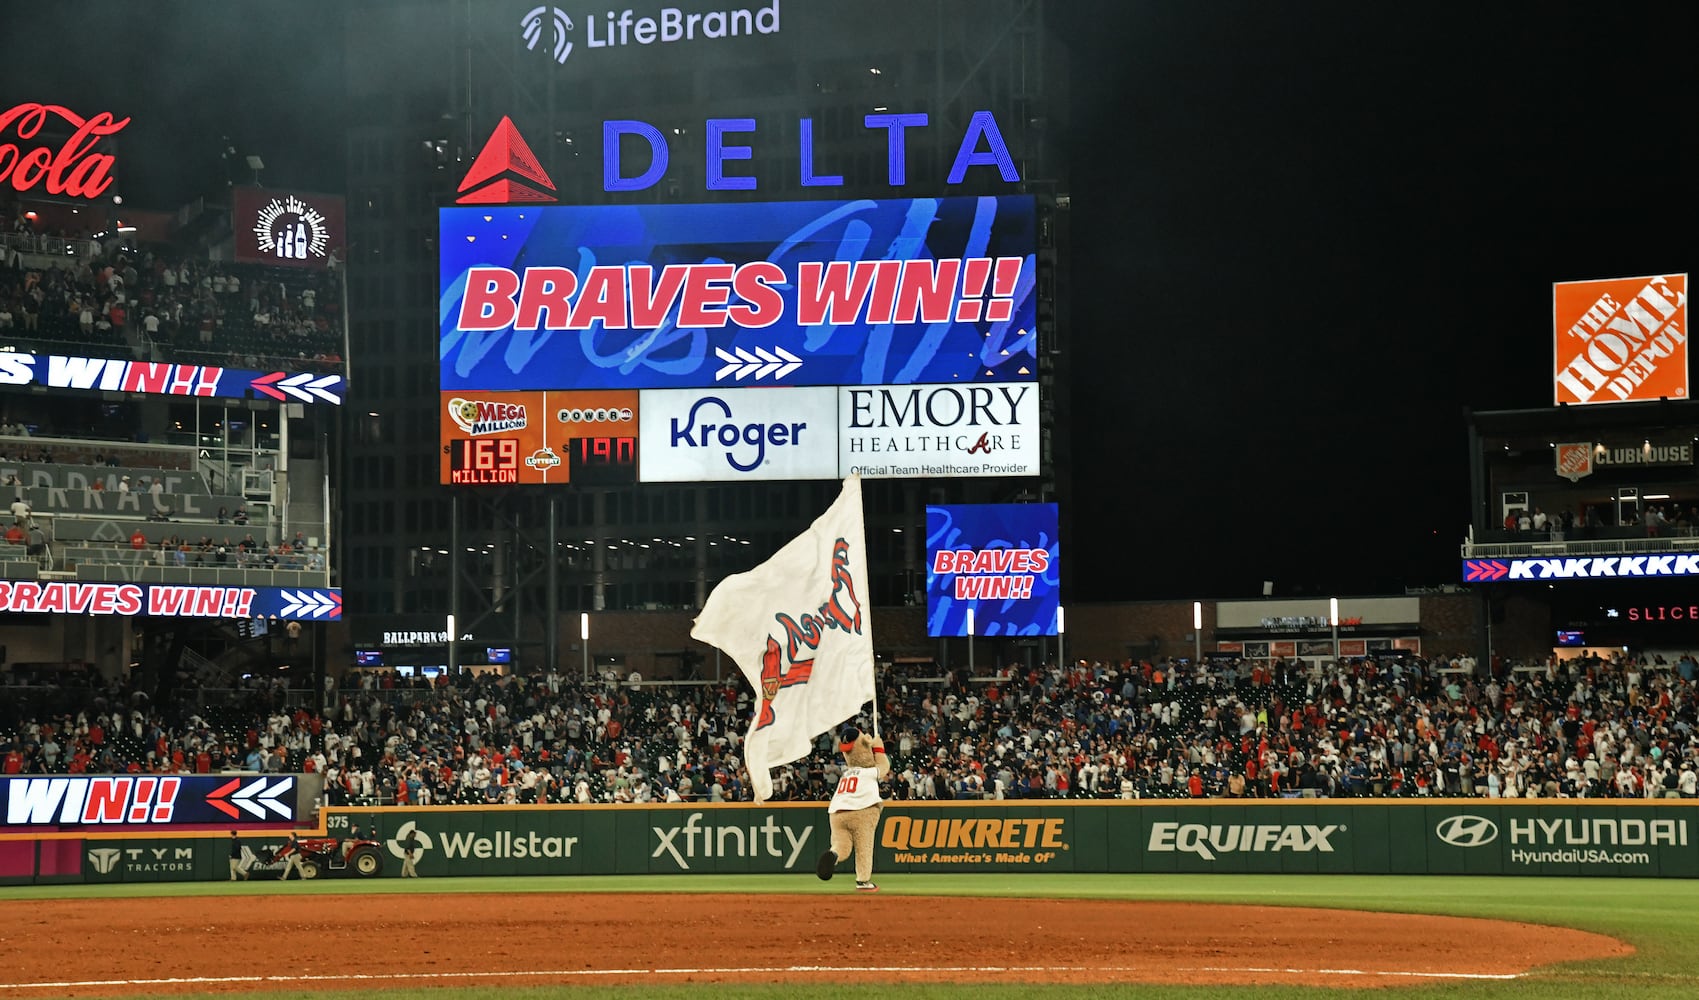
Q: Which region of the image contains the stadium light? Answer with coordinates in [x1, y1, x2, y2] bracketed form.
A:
[581, 612, 590, 682]
[446, 613, 457, 675]
[1193, 601, 1203, 664]
[966, 607, 975, 677]
[1056, 605, 1065, 670]
[1330, 597, 1340, 661]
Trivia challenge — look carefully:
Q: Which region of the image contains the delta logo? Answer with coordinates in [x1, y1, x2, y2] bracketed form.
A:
[449, 397, 528, 435]
[456, 117, 556, 205]
[526, 446, 562, 470]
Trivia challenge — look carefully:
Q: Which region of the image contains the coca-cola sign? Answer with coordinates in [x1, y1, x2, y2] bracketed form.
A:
[0, 103, 130, 199]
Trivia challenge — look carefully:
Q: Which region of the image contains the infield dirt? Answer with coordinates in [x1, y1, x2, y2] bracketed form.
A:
[0, 892, 1631, 993]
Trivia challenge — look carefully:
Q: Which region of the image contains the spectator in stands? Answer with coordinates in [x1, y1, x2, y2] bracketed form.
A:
[129, 528, 146, 551]
[10, 494, 30, 526]
[233, 505, 249, 527]
[117, 475, 130, 493]
[4, 522, 22, 546]
[25, 521, 48, 566]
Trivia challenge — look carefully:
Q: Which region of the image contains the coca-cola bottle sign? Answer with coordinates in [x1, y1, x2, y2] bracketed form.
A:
[0, 103, 131, 199]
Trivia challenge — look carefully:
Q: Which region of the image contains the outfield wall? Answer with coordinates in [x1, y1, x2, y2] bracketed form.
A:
[3, 800, 1695, 884]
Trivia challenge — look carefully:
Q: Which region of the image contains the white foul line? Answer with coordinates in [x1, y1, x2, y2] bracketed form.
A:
[0, 963, 1524, 990]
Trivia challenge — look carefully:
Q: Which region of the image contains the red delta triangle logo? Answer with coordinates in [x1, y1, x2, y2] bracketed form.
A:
[755, 538, 863, 732]
[456, 116, 557, 205]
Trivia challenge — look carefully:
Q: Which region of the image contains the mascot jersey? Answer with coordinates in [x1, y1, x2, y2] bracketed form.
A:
[828, 766, 882, 813]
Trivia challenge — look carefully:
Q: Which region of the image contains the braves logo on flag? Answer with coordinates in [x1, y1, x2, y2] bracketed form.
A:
[1555, 442, 1594, 482]
[691, 476, 876, 802]
[755, 538, 862, 731]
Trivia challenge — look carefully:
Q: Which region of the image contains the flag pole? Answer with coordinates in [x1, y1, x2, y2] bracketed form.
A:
[871, 661, 880, 739]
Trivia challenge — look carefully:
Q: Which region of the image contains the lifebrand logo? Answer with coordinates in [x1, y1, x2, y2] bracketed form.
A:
[650, 812, 811, 869]
[1146, 822, 1342, 861]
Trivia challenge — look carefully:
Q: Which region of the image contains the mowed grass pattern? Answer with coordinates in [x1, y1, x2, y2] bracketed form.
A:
[0, 874, 1693, 1000]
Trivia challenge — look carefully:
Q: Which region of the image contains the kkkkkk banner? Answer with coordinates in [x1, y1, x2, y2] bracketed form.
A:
[1553, 274, 1688, 406]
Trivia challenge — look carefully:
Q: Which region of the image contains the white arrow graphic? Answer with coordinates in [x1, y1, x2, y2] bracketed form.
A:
[304, 374, 343, 404]
[275, 373, 317, 403]
[256, 777, 293, 818]
[714, 346, 803, 381]
[771, 346, 802, 379]
[278, 591, 338, 618]
[232, 777, 273, 819]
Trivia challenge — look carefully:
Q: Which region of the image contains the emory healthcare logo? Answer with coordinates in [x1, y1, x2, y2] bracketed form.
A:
[1436, 814, 1500, 848]
[86, 847, 122, 874]
[520, 3, 780, 66]
[253, 195, 330, 263]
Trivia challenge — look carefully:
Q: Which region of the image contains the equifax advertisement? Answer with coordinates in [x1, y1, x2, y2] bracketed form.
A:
[439, 196, 1036, 392]
[925, 502, 1059, 637]
[0, 582, 340, 619]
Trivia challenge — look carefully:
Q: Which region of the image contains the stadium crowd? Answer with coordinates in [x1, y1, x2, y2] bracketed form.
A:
[0, 224, 343, 371]
[3, 649, 1697, 804]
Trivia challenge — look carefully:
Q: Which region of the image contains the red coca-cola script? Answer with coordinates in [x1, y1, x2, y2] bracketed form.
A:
[0, 103, 130, 199]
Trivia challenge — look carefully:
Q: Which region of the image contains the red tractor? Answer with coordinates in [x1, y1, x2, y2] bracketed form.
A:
[286, 835, 385, 879]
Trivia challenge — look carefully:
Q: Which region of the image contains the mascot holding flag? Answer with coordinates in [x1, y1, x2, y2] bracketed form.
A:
[691, 475, 878, 808]
[817, 724, 889, 891]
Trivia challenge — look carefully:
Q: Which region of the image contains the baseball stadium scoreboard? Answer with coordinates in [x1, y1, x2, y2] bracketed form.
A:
[438, 117, 1044, 487]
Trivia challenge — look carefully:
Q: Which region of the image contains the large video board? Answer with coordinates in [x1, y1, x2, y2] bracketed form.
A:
[926, 503, 1059, 637]
[439, 195, 1036, 392]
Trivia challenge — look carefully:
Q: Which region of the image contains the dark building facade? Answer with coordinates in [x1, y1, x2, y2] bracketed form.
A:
[1464, 400, 1699, 661]
[339, 0, 1070, 667]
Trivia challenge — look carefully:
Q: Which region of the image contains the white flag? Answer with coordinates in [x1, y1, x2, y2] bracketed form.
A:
[691, 475, 874, 803]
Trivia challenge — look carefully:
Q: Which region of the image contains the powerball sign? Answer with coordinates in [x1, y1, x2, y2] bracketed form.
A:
[439, 196, 1037, 391]
[925, 502, 1058, 637]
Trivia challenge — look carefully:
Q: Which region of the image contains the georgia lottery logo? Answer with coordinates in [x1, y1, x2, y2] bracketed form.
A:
[526, 446, 562, 470]
[253, 195, 331, 262]
[450, 397, 528, 435]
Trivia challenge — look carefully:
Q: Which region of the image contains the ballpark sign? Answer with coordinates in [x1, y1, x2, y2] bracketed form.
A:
[1553, 274, 1688, 406]
[1464, 555, 1699, 582]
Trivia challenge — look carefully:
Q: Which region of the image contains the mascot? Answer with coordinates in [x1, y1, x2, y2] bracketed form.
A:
[816, 725, 888, 892]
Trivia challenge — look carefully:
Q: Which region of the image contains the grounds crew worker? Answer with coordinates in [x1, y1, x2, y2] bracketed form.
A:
[276, 832, 306, 880]
[400, 826, 421, 878]
[228, 830, 247, 881]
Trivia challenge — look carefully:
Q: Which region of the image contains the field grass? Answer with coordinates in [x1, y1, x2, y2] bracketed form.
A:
[1, 874, 1692, 1000]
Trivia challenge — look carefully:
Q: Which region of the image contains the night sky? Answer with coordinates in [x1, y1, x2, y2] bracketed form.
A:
[7, 3, 1694, 603]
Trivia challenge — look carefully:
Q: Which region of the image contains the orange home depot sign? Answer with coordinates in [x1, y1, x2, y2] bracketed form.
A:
[1553, 274, 1687, 405]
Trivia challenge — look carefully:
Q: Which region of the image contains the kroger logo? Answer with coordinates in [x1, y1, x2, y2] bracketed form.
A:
[670, 395, 806, 472]
[1436, 815, 1499, 848]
